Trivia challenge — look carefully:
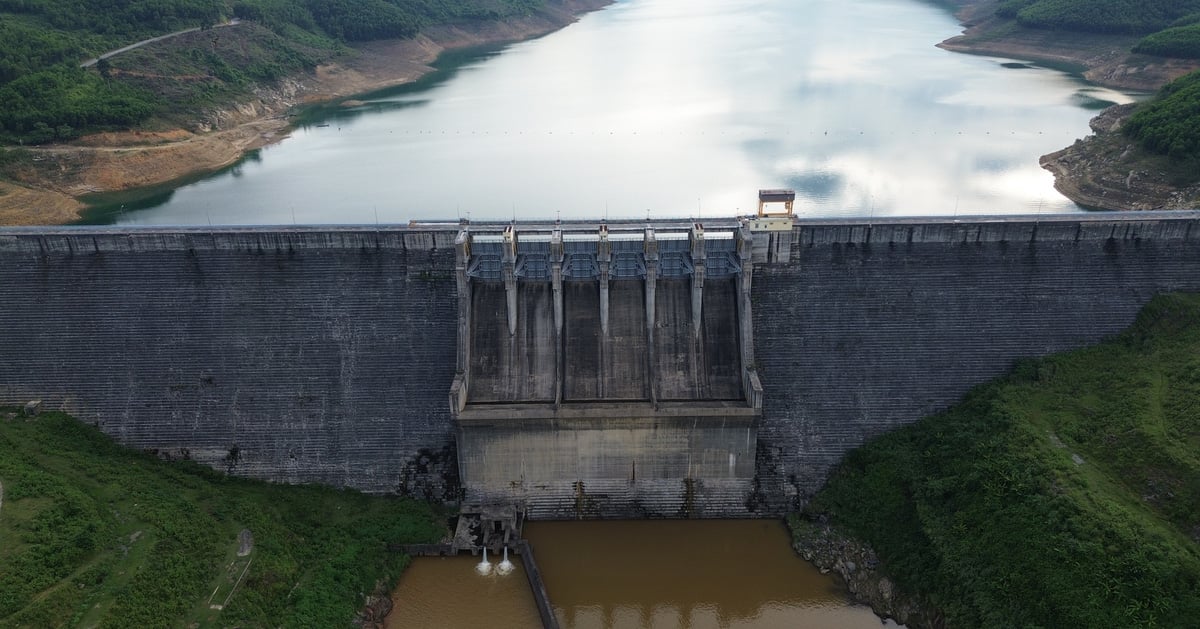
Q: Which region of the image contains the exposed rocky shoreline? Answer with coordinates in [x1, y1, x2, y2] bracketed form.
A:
[354, 578, 395, 629]
[939, 0, 1199, 92]
[0, 0, 612, 225]
[788, 515, 943, 629]
[1040, 105, 1200, 211]
[939, 0, 1200, 211]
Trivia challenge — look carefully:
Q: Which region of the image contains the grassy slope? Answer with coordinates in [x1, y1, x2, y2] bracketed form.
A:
[802, 293, 1200, 627]
[0, 412, 443, 628]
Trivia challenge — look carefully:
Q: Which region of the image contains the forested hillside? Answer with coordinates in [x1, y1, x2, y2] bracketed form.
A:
[996, 0, 1200, 34]
[0, 0, 544, 144]
[1124, 70, 1200, 175]
[1134, 17, 1200, 59]
[803, 293, 1200, 627]
[994, 0, 1200, 59]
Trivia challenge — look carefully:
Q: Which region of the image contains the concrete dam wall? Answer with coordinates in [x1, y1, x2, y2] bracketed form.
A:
[3, 212, 1200, 517]
[750, 214, 1200, 512]
[0, 228, 462, 498]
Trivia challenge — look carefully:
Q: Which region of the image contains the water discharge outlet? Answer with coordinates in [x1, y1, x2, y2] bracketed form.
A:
[475, 546, 492, 576]
[497, 546, 515, 576]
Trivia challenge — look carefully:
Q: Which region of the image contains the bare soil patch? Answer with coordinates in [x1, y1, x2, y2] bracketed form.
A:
[0, 180, 86, 225]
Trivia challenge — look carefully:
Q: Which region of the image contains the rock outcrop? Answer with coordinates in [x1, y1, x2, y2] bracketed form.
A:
[789, 515, 942, 629]
[1040, 104, 1200, 211]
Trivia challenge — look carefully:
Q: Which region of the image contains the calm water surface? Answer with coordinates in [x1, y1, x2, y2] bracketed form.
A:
[94, 0, 1140, 225]
[386, 520, 897, 629]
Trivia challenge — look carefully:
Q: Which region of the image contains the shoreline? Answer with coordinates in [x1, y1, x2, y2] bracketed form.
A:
[937, 0, 1200, 211]
[1038, 105, 1200, 211]
[937, 0, 1200, 92]
[787, 515, 940, 629]
[4, 0, 1197, 224]
[0, 0, 612, 225]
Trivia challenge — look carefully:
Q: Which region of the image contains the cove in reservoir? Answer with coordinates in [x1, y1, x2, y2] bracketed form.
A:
[386, 520, 899, 628]
[86, 0, 1140, 226]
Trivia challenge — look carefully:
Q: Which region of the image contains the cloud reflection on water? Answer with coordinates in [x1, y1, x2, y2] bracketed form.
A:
[101, 0, 1144, 225]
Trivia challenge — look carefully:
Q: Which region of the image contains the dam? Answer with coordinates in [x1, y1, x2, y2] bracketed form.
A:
[3, 207, 1200, 517]
[451, 222, 759, 517]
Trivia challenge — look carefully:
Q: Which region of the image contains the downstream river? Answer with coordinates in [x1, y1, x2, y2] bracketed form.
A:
[386, 520, 899, 628]
[89, 0, 1139, 225]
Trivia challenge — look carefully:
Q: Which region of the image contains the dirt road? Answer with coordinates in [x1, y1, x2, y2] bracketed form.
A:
[81, 19, 242, 68]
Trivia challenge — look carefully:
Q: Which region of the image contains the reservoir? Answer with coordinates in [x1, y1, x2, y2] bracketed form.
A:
[386, 520, 898, 628]
[91, 0, 1139, 225]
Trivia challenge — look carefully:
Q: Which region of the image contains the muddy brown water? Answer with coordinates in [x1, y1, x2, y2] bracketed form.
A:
[386, 519, 898, 629]
[386, 551, 542, 628]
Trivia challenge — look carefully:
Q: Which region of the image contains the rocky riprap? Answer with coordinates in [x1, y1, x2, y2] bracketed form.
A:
[788, 515, 943, 629]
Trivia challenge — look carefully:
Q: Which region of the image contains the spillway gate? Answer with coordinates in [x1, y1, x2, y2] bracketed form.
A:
[449, 221, 763, 518]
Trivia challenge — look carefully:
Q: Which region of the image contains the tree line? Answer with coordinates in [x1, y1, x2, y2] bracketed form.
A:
[1125, 70, 1200, 174]
[233, 0, 540, 42]
[996, 0, 1200, 34]
[0, 0, 544, 144]
[1134, 20, 1200, 59]
[995, 0, 1200, 59]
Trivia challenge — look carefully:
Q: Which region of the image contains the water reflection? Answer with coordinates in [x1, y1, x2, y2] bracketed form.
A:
[293, 47, 514, 133]
[526, 520, 895, 629]
[385, 520, 897, 629]
[295, 99, 433, 130]
[92, 0, 1143, 225]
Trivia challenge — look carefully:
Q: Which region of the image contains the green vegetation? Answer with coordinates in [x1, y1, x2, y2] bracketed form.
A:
[0, 0, 546, 144]
[0, 65, 160, 144]
[801, 293, 1200, 627]
[0, 0, 224, 143]
[0, 411, 443, 628]
[1134, 23, 1200, 58]
[992, 0, 1200, 63]
[101, 23, 337, 124]
[1124, 71, 1200, 177]
[996, 0, 1200, 34]
[231, 0, 541, 42]
[0, 0, 223, 39]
